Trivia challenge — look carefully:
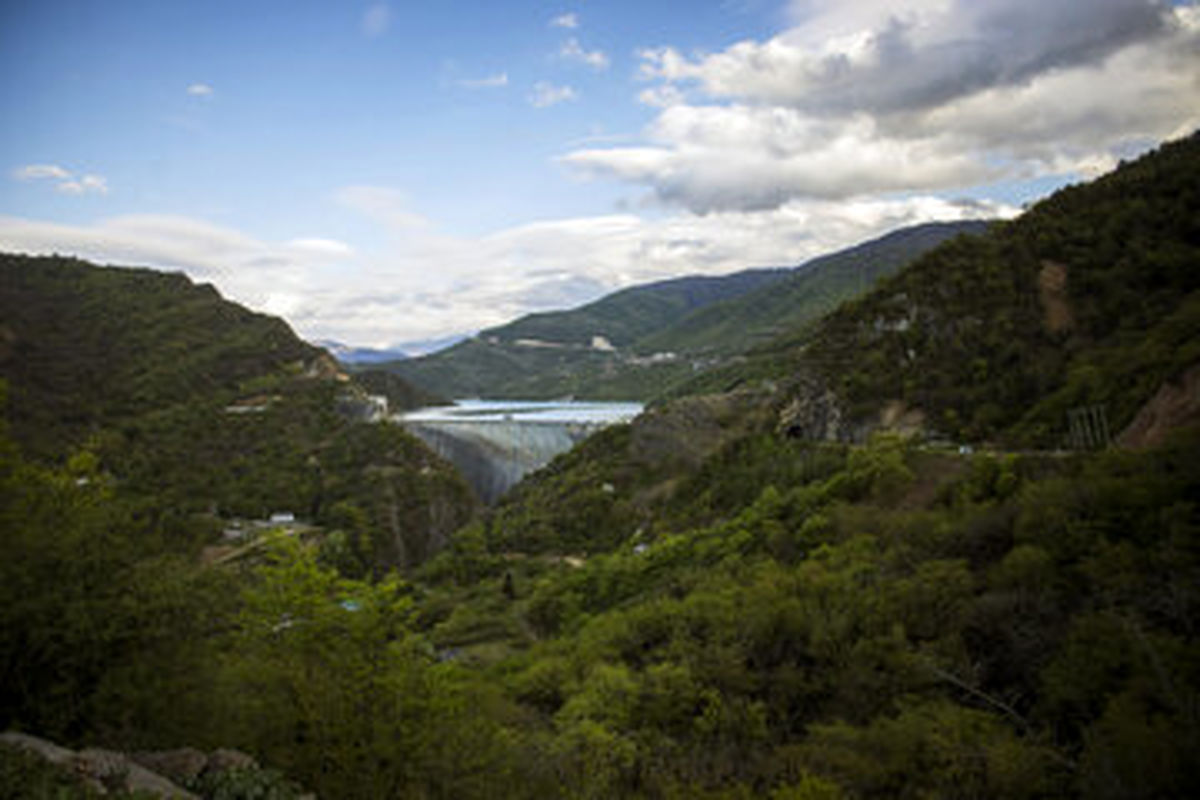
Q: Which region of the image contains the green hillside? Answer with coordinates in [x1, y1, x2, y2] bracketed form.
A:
[773, 133, 1200, 447]
[487, 268, 791, 348]
[0, 254, 474, 569]
[0, 255, 321, 459]
[386, 269, 788, 400]
[390, 222, 987, 401]
[640, 220, 991, 357]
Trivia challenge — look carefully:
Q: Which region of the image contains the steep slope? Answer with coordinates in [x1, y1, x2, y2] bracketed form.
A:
[639, 220, 991, 357]
[0, 255, 322, 458]
[772, 133, 1200, 446]
[0, 253, 474, 570]
[484, 269, 791, 349]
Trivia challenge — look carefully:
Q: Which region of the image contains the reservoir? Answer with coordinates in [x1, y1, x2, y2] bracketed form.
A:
[398, 400, 643, 503]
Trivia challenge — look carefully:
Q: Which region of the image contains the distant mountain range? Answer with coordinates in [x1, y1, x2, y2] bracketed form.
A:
[316, 340, 412, 364]
[395, 333, 469, 357]
[316, 333, 471, 364]
[383, 220, 989, 401]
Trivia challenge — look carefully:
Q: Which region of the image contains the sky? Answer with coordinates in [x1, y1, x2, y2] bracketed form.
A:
[2, 0, 1198, 350]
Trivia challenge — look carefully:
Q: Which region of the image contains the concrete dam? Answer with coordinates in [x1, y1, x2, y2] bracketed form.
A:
[399, 401, 643, 503]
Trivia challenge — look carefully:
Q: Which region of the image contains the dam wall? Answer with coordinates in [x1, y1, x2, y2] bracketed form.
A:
[404, 420, 600, 503]
[399, 401, 641, 503]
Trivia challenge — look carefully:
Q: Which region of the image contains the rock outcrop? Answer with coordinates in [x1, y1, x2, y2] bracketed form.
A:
[1, 732, 198, 797]
[1117, 363, 1200, 449]
[1, 731, 303, 799]
[776, 368, 930, 444]
[776, 371, 848, 442]
[631, 390, 772, 469]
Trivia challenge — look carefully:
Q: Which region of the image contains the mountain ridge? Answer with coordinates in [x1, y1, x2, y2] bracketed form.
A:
[0, 252, 473, 569]
[386, 220, 989, 401]
[770, 132, 1200, 447]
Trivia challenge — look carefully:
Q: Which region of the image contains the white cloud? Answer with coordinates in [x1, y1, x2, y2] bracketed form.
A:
[565, 108, 997, 211]
[186, 83, 214, 97]
[566, 0, 1199, 212]
[458, 72, 509, 89]
[0, 213, 358, 339]
[7, 2, 1190, 347]
[14, 164, 71, 181]
[57, 175, 109, 196]
[0, 187, 1011, 347]
[551, 13, 579, 29]
[529, 81, 577, 108]
[679, 0, 1173, 114]
[560, 37, 609, 70]
[13, 164, 108, 195]
[361, 3, 390, 37]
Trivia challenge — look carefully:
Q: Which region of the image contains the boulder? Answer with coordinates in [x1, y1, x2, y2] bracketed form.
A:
[0, 731, 74, 766]
[75, 747, 199, 798]
[204, 747, 259, 774]
[131, 747, 209, 786]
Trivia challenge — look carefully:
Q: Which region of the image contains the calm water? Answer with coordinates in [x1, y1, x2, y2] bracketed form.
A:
[399, 399, 644, 425]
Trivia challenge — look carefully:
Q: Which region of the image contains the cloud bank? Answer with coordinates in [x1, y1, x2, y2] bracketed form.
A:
[5, 1, 1197, 347]
[0, 191, 1009, 347]
[564, 0, 1200, 212]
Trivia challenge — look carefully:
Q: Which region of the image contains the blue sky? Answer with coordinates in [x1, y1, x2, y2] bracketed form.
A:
[2, 1, 1198, 348]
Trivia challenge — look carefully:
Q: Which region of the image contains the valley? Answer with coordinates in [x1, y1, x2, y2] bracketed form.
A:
[2, 134, 1199, 799]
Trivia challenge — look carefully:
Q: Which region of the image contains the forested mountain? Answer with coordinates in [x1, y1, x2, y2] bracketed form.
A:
[385, 267, 790, 400]
[403, 133, 1200, 797]
[486, 268, 793, 349]
[389, 221, 986, 401]
[1, 254, 482, 794]
[4, 136, 1200, 799]
[711, 132, 1200, 448]
[0, 253, 472, 567]
[640, 220, 991, 358]
[0, 256, 323, 459]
